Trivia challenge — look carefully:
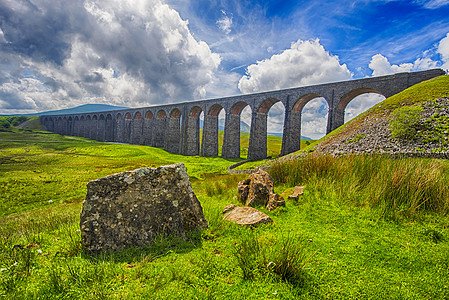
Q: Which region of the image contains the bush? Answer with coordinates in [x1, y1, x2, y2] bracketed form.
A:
[389, 105, 424, 140]
[0, 119, 11, 131]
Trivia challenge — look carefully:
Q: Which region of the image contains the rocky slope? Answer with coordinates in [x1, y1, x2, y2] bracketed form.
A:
[285, 75, 449, 160]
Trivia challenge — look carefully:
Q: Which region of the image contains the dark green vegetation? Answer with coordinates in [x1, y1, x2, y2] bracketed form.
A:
[0, 116, 30, 131]
[1, 128, 448, 299]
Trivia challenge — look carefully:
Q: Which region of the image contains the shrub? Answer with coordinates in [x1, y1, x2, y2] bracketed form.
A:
[0, 119, 11, 131]
[389, 105, 424, 140]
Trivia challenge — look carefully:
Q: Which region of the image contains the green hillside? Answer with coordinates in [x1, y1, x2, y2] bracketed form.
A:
[1, 78, 449, 298]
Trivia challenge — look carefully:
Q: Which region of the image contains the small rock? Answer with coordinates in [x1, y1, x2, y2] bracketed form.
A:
[223, 206, 273, 227]
[288, 185, 305, 201]
[266, 193, 285, 211]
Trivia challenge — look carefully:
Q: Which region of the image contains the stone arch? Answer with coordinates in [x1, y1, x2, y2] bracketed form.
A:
[105, 114, 114, 141]
[222, 101, 251, 159]
[67, 116, 73, 136]
[165, 108, 182, 153]
[230, 101, 248, 116]
[80, 116, 86, 138]
[124, 112, 133, 143]
[145, 111, 154, 119]
[182, 106, 203, 156]
[73, 116, 80, 136]
[153, 110, 167, 147]
[280, 94, 327, 156]
[132, 111, 144, 144]
[202, 104, 225, 157]
[300, 95, 329, 140]
[115, 113, 124, 142]
[156, 110, 167, 119]
[97, 114, 106, 141]
[248, 98, 285, 160]
[143, 110, 154, 146]
[338, 88, 386, 123]
[85, 115, 92, 139]
[56, 117, 63, 135]
[338, 88, 384, 111]
[91, 115, 98, 140]
[190, 106, 202, 117]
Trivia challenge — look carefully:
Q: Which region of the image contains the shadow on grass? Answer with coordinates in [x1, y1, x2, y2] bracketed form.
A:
[82, 230, 204, 264]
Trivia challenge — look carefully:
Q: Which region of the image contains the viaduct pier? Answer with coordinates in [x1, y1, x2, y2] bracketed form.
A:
[40, 69, 445, 161]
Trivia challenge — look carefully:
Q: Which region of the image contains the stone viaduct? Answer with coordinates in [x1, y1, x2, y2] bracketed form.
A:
[40, 69, 445, 161]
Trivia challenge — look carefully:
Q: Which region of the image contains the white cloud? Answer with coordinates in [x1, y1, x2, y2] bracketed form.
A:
[301, 98, 329, 140]
[438, 33, 449, 69]
[415, 0, 449, 9]
[369, 54, 413, 76]
[368, 53, 440, 76]
[217, 10, 232, 34]
[238, 39, 353, 94]
[0, 0, 221, 113]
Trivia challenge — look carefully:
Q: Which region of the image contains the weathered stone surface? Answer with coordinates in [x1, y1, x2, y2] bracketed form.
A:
[266, 193, 286, 211]
[222, 205, 273, 227]
[288, 186, 305, 201]
[237, 170, 286, 211]
[237, 179, 251, 204]
[80, 163, 208, 253]
[245, 170, 274, 207]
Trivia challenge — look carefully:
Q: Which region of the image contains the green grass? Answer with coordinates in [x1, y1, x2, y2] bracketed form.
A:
[1, 130, 449, 299]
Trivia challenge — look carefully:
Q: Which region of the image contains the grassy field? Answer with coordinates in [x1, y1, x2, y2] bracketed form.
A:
[1, 130, 449, 299]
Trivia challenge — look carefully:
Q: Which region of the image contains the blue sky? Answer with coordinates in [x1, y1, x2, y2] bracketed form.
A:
[1, 0, 449, 138]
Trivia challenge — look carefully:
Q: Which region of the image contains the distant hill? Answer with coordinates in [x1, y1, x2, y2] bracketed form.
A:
[23, 104, 129, 117]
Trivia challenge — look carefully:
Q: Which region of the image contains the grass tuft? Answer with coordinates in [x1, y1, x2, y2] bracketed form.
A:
[270, 154, 449, 218]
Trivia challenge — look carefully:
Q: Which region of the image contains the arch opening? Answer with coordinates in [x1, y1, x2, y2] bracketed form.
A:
[342, 90, 386, 123]
[224, 102, 251, 159]
[300, 97, 329, 141]
[266, 101, 285, 158]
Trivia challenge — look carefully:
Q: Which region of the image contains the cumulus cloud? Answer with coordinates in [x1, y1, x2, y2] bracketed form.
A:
[0, 0, 221, 113]
[438, 33, 449, 69]
[237, 39, 352, 136]
[238, 39, 353, 94]
[368, 53, 440, 76]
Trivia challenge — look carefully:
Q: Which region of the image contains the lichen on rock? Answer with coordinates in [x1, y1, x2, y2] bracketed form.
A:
[80, 163, 208, 253]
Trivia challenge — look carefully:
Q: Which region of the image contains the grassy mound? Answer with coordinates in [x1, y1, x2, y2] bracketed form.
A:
[312, 75, 449, 155]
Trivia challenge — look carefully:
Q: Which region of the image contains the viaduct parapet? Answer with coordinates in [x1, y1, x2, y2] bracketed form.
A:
[40, 69, 445, 161]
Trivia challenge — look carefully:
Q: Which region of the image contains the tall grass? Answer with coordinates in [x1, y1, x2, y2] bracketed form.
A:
[270, 154, 449, 218]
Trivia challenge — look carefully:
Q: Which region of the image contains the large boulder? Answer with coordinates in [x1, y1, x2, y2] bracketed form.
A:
[80, 163, 208, 253]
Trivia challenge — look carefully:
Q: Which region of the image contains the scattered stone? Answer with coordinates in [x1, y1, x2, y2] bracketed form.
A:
[237, 179, 251, 204]
[245, 170, 274, 207]
[288, 185, 305, 201]
[266, 193, 286, 211]
[222, 205, 273, 227]
[80, 163, 208, 253]
[222, 204, 236, 214]
[237, 170, 284, 211]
